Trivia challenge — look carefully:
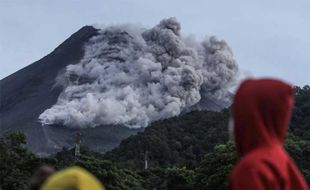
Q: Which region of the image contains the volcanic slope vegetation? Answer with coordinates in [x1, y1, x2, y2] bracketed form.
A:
[1, 85, 309, 190]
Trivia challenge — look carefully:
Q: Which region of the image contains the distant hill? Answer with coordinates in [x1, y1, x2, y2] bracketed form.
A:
[0, 26, 140, 154]
[104, 85, 310, 170]
[105, 110, 231, 169]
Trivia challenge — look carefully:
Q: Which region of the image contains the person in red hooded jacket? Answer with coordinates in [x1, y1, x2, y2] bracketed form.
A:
[229, 78, 309, 190]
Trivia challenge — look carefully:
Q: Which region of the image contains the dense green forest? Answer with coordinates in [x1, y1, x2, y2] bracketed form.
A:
[104, 109, 231, 169]
[0, 85, 309, 190]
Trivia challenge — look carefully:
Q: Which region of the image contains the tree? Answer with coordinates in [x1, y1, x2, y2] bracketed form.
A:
[0, 131, 40, 190]
[105, 110, 231, 170]
[290, 85, 310, 139]
[166, 167, 195, 190]
[75, 156, 146, 190]
[285, 134, 310, 183]
[194, 142, 237, 190]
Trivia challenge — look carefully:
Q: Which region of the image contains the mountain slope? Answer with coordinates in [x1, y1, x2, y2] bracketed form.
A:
[0, 26, 140, 154]
[104, 110, 231, 169]
[0, 18, 238, 154]
[104, 85, 310, 170]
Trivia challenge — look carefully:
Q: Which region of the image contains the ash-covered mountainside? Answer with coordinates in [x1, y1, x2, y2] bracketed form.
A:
[0, 26, 140, 154]
[0, 18, 238, 154]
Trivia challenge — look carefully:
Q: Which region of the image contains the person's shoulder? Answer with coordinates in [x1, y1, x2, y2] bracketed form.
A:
[229, 152, 282, 190]
[231, 155, 261, 175]
[230, 148, 281, 180]
[231, 149, 287, 181]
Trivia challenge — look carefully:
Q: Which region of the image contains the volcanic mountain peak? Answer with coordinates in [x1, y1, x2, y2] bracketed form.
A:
[0, 18, 238, 154]
[0, 25, 140, 154]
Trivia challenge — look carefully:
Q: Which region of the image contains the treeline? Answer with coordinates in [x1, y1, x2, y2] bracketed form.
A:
[105, 85, 310, 170]
[0, 85, 309, 190]
[290, 85, 310, 138]
[0, 132, 236, 190]
[104, 109, 231, 169]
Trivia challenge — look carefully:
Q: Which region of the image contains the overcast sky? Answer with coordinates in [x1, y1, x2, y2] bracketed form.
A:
[0, 0, 309, 86]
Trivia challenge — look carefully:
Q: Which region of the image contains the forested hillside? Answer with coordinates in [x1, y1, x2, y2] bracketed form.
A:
[105, 85, 310, 170]
[290, 85, 310, 138]
[104, 110, 231, 169]
[0, 85, 309, 190]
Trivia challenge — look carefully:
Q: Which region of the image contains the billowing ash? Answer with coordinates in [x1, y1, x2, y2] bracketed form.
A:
[39, 18, 238, 129]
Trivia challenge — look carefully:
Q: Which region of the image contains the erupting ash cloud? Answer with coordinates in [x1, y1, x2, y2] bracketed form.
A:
[39, 18, 238, 128]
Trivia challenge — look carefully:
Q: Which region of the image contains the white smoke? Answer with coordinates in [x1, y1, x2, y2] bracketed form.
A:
[39, 18, 238, 129]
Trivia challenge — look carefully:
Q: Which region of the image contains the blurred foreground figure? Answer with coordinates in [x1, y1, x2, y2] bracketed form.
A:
[28, 165, 55, 190]
[229, 79, 309, 190]
[41, 166, 105, 190]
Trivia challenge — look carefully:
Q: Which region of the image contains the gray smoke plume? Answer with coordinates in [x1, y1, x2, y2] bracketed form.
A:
[39, 18, 238, 129]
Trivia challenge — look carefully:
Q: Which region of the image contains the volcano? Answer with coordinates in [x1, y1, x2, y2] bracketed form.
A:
[0, 26, 141, 154]
[0, 18, 237, 155]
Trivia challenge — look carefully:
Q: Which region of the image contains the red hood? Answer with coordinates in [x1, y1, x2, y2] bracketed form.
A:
[232, 79, 294, 156]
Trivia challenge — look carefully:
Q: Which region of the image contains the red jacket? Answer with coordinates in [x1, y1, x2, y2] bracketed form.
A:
[229, 79, 309, 190]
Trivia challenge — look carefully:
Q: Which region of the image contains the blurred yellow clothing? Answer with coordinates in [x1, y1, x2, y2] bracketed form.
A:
[41, 166, 105, 190]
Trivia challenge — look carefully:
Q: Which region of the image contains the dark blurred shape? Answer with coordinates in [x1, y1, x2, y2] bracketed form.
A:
[28, 165, 55, 190]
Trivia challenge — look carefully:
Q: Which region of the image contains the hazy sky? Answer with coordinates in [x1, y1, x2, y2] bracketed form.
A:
[0, 0, 309, 86]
